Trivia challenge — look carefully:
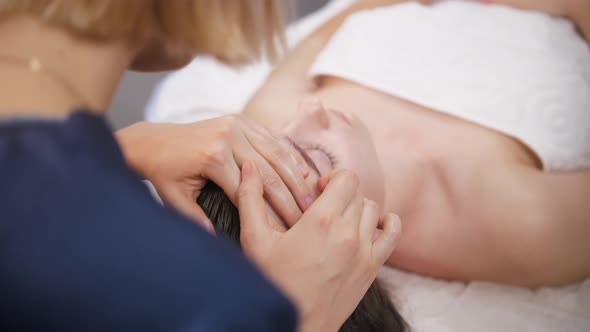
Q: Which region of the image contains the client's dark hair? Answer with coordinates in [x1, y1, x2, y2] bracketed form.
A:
[197, 181, 409, 332]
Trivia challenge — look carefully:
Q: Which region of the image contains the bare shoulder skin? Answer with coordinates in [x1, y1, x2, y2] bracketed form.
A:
[244, 0, 590, 287]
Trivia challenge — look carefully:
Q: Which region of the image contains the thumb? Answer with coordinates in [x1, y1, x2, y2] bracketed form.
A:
[372, 213, 402, 266]
[238, 161, 272, 247]
[316, 168, 348, 192]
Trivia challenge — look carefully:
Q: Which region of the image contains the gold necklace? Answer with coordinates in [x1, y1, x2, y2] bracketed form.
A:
[0, 54, 90, 107]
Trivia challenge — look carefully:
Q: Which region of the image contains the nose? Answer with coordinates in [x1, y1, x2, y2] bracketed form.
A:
[297, 96, 330, 129]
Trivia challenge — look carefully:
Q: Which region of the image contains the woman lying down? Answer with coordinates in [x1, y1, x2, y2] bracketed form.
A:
[152, 0, 590, 331]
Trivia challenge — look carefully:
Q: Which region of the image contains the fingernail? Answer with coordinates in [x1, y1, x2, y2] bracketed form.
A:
[317, 177, 328, 192]
[299, 161, 310, 178]
[202, 219, 216, 235]
[242, 161, 254, 177]
[387, 214, 402, 240]
[364, 198, 376, 207]
[304, 196, 313, 210]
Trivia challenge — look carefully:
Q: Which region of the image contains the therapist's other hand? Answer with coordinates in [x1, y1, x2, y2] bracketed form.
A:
[238, 162, 401, 332]
[116, 115, 313, 232]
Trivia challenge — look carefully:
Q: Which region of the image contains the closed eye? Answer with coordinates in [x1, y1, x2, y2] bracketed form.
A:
[286, 137, 321, 176]
[306, 144, 337, 168]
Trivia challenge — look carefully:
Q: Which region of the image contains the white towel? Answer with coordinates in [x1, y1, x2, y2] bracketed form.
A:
[309, 1, 590, 171]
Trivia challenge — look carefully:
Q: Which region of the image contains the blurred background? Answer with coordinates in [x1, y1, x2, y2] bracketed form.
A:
[107, 0, 328, 129]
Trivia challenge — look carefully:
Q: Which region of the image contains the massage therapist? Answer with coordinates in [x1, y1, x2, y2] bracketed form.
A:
[0, 1, 400, 331]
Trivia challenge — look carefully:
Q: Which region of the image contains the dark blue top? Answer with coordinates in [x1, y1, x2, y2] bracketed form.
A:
[0, 112, 297, 332]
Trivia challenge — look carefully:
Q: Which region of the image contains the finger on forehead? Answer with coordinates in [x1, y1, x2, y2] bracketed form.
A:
[257, 164, 304, 227]
[242, 127, 314, 222]
[276, 135, 311, 180]
[232, 142, 304, 227]
[238, 161, 271, 247]
[206, 152, 242, 205]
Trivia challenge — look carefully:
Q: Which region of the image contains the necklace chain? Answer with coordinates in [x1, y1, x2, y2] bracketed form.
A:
[0, 54, 90, 107]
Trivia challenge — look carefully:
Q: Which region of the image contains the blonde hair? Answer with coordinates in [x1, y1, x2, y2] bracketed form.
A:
[0, 0, 285, 64]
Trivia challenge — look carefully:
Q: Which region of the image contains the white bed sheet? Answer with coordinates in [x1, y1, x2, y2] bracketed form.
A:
[146, 1, 590, 331]
[379, 267, 590, 332]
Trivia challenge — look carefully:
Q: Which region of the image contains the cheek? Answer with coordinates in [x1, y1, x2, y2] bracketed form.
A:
[346, 158, 383, 200]
[337, 138, 385, 208]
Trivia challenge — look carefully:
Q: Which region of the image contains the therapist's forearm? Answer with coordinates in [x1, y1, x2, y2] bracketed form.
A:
[577, 12, 590, 44]
[570, 0, 590, 44]
[115, 122, 145, 175]
[115, 121, 169, 178]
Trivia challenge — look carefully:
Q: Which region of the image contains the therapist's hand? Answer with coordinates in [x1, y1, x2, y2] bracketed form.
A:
[238, 162, 401, 332]
[116, 115, 314, 232]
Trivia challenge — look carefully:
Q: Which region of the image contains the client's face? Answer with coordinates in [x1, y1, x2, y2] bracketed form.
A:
[280, 98, 385, 209]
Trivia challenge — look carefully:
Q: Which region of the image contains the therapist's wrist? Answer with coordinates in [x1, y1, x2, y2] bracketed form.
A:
[115, 121, 168, 178]
[115, 123, 143, 175]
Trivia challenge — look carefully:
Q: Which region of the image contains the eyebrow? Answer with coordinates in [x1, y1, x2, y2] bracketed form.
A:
[287, 138, 321, 177]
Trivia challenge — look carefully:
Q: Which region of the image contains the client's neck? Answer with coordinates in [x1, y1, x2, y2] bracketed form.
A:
[380, 155, 429, 219]
[0, 15, 136, 118]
